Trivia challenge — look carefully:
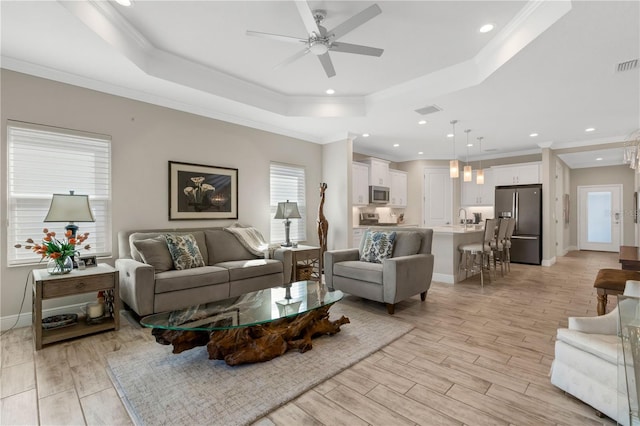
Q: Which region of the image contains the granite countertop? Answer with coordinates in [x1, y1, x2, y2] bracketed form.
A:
[430, 225, 484, 234]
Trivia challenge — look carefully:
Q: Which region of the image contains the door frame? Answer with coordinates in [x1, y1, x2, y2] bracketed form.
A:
[577, 184, 623, 252]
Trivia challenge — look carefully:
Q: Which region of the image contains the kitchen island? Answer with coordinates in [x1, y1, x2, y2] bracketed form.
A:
[429, 225, 484, 284]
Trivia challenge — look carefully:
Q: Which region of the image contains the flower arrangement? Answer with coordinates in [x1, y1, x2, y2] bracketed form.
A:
[15, 228, 91, 274]
[183, 176, 215, 211]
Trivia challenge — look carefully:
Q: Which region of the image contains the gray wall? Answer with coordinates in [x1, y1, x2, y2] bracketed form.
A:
[0, 70, 324, 323]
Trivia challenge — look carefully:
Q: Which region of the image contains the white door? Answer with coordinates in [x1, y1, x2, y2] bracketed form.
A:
[578, 185, 622, 252]
[423, 167, 452, 227]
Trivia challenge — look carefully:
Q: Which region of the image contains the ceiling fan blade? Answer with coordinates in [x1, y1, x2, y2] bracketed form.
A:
[330, 42, 383, 57]
[317, 53, 336, 78]
[246, 30, 306, 45]
[329, 4, 382, 40]
[274, 48, 309, 70]
[295, 1, 321, 36]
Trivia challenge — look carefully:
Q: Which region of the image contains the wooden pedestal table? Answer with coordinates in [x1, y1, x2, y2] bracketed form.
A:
[141, 281, 346, 366]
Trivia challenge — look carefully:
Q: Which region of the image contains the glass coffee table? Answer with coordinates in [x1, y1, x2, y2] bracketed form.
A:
[141, 281, 347, 366]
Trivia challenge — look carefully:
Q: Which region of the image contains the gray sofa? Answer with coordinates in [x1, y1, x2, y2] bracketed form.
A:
[324, 227, 434, 314]
[116, 227, 292, 316]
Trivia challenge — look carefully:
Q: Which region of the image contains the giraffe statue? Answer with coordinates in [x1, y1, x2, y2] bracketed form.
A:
[317, 183, 329, 265]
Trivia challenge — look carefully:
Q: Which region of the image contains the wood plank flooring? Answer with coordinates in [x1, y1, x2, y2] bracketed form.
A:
[0, 250, 620, 425]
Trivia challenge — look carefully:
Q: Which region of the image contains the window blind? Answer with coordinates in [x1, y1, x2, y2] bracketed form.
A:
[270, 162, 306, 244]
[7, 121, 112, 266]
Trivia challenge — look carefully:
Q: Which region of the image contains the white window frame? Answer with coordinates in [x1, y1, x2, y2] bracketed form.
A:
[7, 121, 112, 266]
[270, 162, 306, 244]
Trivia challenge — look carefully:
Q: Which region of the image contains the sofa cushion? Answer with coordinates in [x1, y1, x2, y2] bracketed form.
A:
[129, 231, 208, 265]
[215, 259, 282, 281]
[132, 237, 173, 272]
[361, 231, 396, 263]
[165, 233, 205, 270]
[334, 260, 383, 284]
[556, 328, 619, 365]
[205, 229, 258, 264]
[393, 232, 422, 257]
[154, 266, 230, 294]
[225, 224, 269, 257]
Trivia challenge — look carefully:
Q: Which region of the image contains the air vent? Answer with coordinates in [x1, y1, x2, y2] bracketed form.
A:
[617, 59, 639, 72]
[484, 148, 498, 152]
[415, 104, 442, 115]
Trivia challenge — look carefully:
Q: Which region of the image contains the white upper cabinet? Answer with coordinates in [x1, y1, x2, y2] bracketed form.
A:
[492, 162, 541, 186]
[388, 169, 408, 207]
[364, 158, 390, 187]
[461, 169, 494, 206]
[352, 162, 369, 205]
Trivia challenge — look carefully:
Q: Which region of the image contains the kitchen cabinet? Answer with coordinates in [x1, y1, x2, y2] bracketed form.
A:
[388, 169, 408, 207]
[461, 169, 494, 206]
[492, 163, 541, 186]
[352, 162, 369, 205]
[364, 158, 390, 187]
[352, 228, 365, 248]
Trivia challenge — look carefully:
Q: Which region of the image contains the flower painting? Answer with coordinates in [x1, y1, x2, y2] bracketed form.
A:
[169, 161, 238, 220]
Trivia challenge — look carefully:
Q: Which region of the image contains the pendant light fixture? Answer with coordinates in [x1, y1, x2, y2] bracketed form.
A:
[449, 120, 459, 178]
[463, 129, 472, 182]
[476, 136, 485, 185]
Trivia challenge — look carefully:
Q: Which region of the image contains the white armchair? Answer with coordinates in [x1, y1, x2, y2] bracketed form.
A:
[550, 280, 640, 425]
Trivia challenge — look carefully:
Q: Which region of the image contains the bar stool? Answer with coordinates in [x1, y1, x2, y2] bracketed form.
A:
[458, 218, 498, 288]
[491, 218, 509, 277]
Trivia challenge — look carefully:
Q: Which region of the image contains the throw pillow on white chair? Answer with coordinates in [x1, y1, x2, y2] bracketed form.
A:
[550, 280, 640, 425]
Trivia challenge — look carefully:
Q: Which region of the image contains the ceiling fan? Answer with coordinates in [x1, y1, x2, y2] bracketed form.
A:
[246, 1, 384, 78]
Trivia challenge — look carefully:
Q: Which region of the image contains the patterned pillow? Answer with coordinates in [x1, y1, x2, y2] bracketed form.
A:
[360, 231, 397, 263]
[164, 233, 205, 270]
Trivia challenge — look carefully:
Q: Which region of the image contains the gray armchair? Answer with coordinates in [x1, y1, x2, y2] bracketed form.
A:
[324, 227, 434, 314]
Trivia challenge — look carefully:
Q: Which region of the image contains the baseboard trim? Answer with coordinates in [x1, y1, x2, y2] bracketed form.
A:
[542, 257, 557, 267]
[1, 302, 87, 332]
[432, 273, 455, 284]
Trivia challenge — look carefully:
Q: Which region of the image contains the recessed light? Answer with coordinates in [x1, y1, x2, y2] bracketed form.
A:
[325, 88, 335, 95]
[529, 133, 539, 137]
[418, 120, 427, 125]
[466, 143, 473, 147]
[418, 151, 424, 155]
[447, 133, 454, 138]
[596, 157, 603, 161]
[393, 144, 400, 148]
[362, 133, 370, 138]
[479, 24, 494, 33]
[114, 0, 133, 6]
[585, 127, 596, 132]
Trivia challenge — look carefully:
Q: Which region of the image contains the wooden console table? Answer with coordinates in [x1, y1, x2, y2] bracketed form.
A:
[286, 245, 321, 282]
[620, 246, 640, 270]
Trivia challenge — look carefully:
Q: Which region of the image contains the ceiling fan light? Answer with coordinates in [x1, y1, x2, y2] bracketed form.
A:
[309, 40, 329, 55]
[476, 169, 485, 184]
[450, 160, 459, 178]
[463, 165, 472, 182]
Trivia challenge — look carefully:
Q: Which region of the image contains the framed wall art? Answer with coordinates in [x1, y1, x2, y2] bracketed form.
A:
[169, 161, 238, 220]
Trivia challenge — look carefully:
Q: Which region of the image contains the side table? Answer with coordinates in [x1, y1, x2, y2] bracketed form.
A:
[286, 245, 322, 282]
[32, 264, 120, 350]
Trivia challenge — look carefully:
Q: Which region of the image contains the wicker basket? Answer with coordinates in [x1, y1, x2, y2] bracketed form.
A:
[296, 265, 313, 281]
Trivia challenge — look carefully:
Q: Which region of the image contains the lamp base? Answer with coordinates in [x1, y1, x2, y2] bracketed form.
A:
[281, 242, 294, 247]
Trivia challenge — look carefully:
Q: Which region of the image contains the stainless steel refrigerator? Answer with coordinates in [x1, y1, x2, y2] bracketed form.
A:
[495, 184, 542, 265]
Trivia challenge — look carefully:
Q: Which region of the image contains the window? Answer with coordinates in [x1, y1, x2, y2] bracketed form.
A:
[7, 121, 112, 266]
[270, 162, 306, 243]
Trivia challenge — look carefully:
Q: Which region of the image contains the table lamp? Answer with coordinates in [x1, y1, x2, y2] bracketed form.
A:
[274, 200, 301, 247]
[44, 190, 95, 238]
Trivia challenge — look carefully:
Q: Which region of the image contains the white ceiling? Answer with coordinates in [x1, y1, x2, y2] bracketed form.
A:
[2, 1, 639, 167]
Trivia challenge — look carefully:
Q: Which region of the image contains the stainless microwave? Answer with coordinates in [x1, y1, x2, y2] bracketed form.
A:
[369, 186, 390, 204]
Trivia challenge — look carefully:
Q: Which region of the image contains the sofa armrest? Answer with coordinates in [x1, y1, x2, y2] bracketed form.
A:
[568, 309, 618, 335]
[272, 248, 293, 284]
[324, 249, 360, 289]
[382, 253, 434, 304]
[115, 258, 155, 317]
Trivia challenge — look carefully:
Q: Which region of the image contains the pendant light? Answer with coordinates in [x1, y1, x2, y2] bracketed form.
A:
[463, 129, 472, 182]
[449, 120, 459, 178]
[476, 136, 485, 185]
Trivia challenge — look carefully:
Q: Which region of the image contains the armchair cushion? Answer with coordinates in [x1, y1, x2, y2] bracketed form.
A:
[361, 231, 397, 263]
[556, 328, 619, 365]
[165, 233, 205, 270]
[334, 260, 383, 284]
[392, 232, 422, 257]
[132, 236, 173, 273]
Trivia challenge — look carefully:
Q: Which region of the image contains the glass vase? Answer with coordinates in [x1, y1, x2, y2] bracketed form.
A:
[47, 256, 73, 275]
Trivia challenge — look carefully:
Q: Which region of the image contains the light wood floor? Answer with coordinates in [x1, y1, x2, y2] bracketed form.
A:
[1, 250, 620, 425]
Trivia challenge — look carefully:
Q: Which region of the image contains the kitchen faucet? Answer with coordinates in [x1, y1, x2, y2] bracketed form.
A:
[458, 208, 468, 229]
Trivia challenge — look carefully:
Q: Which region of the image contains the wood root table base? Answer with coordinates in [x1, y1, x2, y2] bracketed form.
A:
[151, 305, 349, 366]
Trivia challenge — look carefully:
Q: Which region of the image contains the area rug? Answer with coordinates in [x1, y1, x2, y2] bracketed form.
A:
[106, 299, 414, 426]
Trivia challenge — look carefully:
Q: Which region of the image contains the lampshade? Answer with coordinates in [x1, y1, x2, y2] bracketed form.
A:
[274, 200, 301, 220]
[463, 165, 472, 182]
[449, 160, 459, 178]
[44, 192, 95, 223]
[476, 168, 485, 184]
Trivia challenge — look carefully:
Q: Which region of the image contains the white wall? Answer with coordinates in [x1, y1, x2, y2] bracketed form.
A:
[0, 70, 325, 327]
[322, 139, 352, 250]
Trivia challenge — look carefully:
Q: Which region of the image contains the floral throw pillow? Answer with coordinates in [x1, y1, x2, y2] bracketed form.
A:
[360, 231, 397, 263]
[164, 233, 205, 270]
